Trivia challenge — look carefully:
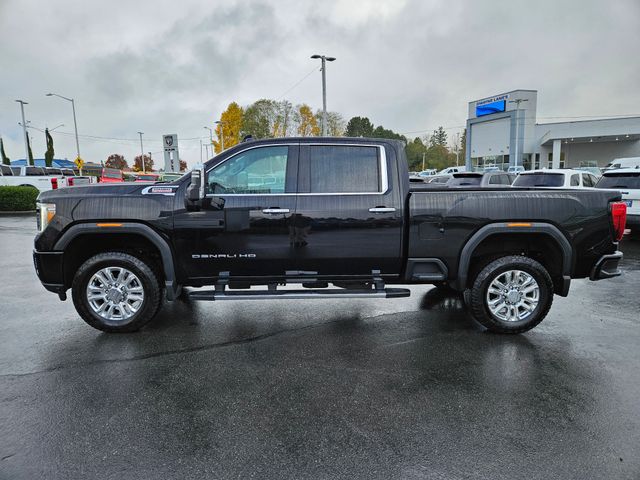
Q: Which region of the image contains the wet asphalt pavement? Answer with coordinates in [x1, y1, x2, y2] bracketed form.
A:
[1, 214, 639, 480]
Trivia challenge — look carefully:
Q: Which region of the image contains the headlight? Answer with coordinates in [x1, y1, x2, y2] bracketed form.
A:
[37, 203, 56, 232]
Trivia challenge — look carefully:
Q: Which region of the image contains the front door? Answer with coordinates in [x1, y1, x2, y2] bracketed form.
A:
[174, 144, 298, 283]
[293, 143, 403, 278]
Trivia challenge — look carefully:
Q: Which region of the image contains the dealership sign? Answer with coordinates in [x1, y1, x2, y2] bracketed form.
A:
[476, 94, 509, 117]
[163, 134, 180, 173]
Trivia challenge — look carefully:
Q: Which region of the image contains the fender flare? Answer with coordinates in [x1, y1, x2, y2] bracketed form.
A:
[54, 222, 180, 301]
[455, 222, 573, 294]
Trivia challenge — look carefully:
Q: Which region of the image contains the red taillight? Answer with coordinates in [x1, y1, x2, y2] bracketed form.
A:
[610, 201, 627, 241]
[67, 177, 74, 186]
[51, 178, 58, 190]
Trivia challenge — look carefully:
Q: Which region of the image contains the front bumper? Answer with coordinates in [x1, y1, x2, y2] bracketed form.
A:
[590, 251, 623, 281]
[33, 250, 66, 294]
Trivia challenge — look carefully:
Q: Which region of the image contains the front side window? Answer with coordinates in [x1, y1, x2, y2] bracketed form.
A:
[207, 146, 289, 194]
[0, 165, 12, 176]
[308, 145, 380, 193]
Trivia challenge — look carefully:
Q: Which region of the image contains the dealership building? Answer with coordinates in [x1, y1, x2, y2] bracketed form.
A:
[465, 89, 640, 171]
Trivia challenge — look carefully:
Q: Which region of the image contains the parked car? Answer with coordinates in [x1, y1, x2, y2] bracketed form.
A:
[100, 168, 124, 183]
[447, 171, 515, 187]
[134, 173, 161, 183]
[0, 165, 62, 192]
[437, 166, 466, 175]
[418, 169, 437, 177]
[604, 157, 640, 171]
[513, 169, 599, 188]
[34, 137, 625, 335]
[596, 167, 640, 234]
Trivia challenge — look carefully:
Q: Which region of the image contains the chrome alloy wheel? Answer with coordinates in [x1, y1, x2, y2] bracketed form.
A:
[86, 267, 144, 321]
[485, 269, 540, 322]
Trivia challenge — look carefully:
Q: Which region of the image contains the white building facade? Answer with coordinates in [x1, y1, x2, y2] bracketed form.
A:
[465, 89, 640, 171]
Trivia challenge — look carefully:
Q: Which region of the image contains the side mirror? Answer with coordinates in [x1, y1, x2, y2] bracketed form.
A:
[185, 168, 203, 210]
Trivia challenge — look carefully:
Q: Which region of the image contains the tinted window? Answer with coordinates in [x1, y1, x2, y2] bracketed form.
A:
[570, 174, 580, 186]
[448, 175, 482, 186]
[103, 169, 122, 179]
[488, 175, 502, 185]
[596, 173, 640, 189]
[513, 173, 565, 187]
[309, 145, 380, 193]
[581, 173, 593, 187]
[26, 167, 45, 176]
[1, 165, 12, 176]
[46, 168, 62, 175]
[207, 146, 289, 194]
[507, 174, 516, 184]
[61, 169, 75, 176]
[10, 167, 20, 175]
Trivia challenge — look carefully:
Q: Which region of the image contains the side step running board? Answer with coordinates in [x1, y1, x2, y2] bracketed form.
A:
[189, 288, 411, 301]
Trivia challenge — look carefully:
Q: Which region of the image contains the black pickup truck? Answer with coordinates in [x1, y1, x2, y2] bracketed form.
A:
[33, 137, 627, 334]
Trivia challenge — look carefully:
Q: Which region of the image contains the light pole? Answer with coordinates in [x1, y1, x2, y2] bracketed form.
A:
[46, 93, 81, 170]
[311, 54, 336, 136]
[137, 132, 145, 173]
[508, 98, 528, 169]
[15, 100, 30, 165]
[215, 120, 226, 151]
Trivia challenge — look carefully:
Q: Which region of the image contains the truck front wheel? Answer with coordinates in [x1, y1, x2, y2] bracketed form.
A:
[468, 255, 553, 334]
[71, 252, 163, 332]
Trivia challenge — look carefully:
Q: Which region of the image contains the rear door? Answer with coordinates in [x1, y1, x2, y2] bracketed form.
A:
[293, 143, 403, 278]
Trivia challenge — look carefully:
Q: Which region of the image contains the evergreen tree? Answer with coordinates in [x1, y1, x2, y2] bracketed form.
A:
[0, 137, 10, 165]
[345, 116, 374, 137]
[26, 132, 34, 166]
[430, 126, 448, 147]
[44, 128, 55, 167]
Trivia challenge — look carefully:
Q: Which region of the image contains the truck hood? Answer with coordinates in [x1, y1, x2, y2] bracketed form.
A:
[38, 182, 147, 202]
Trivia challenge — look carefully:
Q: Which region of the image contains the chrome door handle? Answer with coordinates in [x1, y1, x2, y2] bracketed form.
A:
[368, 207, 396, 213]
[262, 208, 290, 214]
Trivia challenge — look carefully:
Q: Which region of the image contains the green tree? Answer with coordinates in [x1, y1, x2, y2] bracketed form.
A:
[26, 132, 34, 166]
[458, 128, 467, 165]
[0, 137, 10, 165]
[405, 137, 428, 171]
[105, 153, 127, 170]
[214, 102, 244, 153]
[242, 99, 277, 139]
[430, 126, 448, 148]
[371, 125, 406, 142]
[345, 116, 374, 137]
[44, 128, 55, 167]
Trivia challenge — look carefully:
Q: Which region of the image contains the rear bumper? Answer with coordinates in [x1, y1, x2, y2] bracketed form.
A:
[590, 251, 623, 281]
[33, 250, 65, 294]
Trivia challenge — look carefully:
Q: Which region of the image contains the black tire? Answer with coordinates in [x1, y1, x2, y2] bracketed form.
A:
[72, 252, 163, 332]
[468, 255, 553, 334]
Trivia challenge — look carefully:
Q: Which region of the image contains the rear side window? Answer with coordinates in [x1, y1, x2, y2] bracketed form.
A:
[570, 174, 580, 186]
[308, 145, 380, 193]
[449, 175, 482, 186]
[581, 173, 594, 187]
[26, 167, 45, 176]
[0, 165, 12, 175]
[513, 173, 565, 187]
[596, 173, 640, 189]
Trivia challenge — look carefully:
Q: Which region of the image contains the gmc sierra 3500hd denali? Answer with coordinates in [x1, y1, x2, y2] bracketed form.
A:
[33, 137, 627, 333]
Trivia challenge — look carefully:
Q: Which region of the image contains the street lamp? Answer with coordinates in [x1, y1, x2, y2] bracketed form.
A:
[46, 93, 81, 170]
[310, 54, 336, 136]
[137, 132, 145, 173]
[15, 100, 30, 165]
[214, 120, 227, 151]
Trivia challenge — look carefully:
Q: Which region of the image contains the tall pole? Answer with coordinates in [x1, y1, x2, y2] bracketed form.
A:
[46, 93, 82, 173]
[215, 121, 226, 151]
[455, 132, 460, 166]
[138, 132, 145, 173]
[200, 139, 203, 163]
[15, 100, 30, 165]
[422, 152, 425, 171]
[311, 54, 336, 137]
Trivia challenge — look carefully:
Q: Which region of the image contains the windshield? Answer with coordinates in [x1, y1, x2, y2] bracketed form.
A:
[103, 169, 122, 179]
[513, 173, 564, 187]
[448, 175, 482, 186]
[596, 173, 640, 189]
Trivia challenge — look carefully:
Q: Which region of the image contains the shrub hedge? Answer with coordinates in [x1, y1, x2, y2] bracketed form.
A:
[0, 186, 39, 211]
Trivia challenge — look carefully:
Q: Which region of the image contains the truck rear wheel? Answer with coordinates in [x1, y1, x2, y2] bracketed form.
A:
[468, 255, 553, 334]
[71, 252, 163, 332]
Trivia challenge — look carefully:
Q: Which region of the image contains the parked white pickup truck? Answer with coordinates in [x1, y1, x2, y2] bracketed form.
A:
[44, 167, 95, 187]
[0, 165, 62, 192]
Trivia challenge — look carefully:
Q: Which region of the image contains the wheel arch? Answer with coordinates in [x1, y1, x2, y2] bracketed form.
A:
[54, 222, 180, 300]
[455, 222, 573, 296]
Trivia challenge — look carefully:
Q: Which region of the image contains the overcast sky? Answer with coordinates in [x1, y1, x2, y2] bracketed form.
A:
[1, 0, 639, 167]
